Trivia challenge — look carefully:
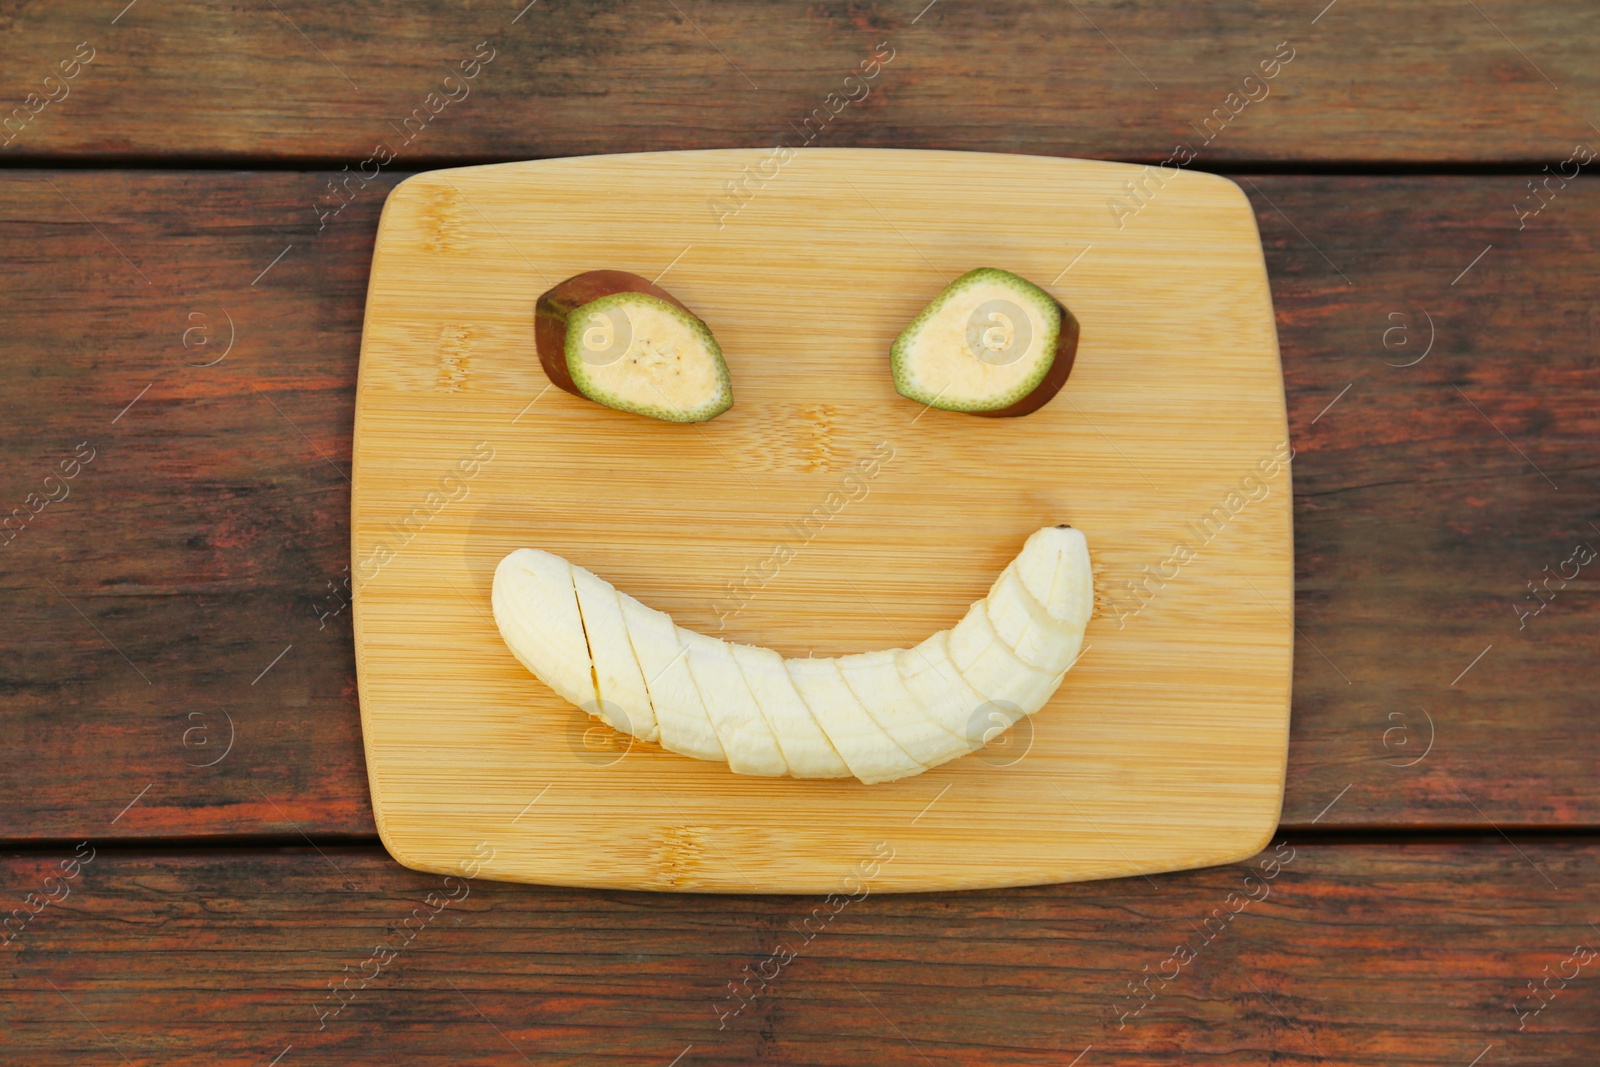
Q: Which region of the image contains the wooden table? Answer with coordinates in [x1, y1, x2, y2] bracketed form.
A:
[2, 3, 1596, 1063]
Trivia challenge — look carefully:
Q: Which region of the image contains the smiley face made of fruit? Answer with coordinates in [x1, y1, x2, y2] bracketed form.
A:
[495, 268, 1090, 784]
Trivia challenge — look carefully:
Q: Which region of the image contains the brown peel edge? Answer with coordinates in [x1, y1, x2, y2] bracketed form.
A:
[533, 270, 698, 401]
[967, 302, 1081, 419]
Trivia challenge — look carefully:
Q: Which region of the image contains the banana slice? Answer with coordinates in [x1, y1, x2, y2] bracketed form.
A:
[1014, 525, 1093, 626]
[787, 657, 925, 784]
[572, 567, 659, 741]
[951, 603, 1066, 719]
[896, 630, 996, 748]
[492, 549, 596, 711]
[729, 644, 852, 779]
[985, 564, 1084, 674]
[682, 630, 789, 777]
[836, 650, 973, 767]
[617, 594, 724, 762]
[491, 526, 1092, 784]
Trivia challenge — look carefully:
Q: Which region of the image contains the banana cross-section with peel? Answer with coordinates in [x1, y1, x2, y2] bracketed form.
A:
[491, 526, 1093, 784]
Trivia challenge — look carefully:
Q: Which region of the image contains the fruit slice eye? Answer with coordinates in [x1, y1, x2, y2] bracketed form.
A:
[535, 270, 734, 423]
[892, 267, 1079, 418]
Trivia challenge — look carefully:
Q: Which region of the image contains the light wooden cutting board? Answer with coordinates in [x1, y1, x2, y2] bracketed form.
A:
[351, 148, 1291, 894]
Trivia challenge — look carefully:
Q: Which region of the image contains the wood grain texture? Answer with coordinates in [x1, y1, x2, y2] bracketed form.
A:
[0, 1, 1595, 164]
[1261, 173, 1600, 829]
[0, 171, 1594, 842]
[0, 170, 383, 841]
[351, 149, 1292, 891]
[2, 843, 1596, 1064]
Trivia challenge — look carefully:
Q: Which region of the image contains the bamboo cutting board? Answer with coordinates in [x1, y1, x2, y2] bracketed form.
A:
[351, 148, 1291, 893]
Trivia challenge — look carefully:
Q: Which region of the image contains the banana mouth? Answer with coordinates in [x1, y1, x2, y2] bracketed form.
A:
[491, 526, 1092, 784]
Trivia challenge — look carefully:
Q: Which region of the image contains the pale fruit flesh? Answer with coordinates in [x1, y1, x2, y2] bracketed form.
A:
[566, 295, 732, 423]
[891, 268, 1077, 418]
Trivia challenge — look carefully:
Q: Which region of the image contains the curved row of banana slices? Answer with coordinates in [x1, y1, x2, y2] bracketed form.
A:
[491, 526, 1092, 784]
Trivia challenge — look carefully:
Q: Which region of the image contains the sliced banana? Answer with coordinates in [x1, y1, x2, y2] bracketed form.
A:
[491, 526, 1092, 784]
[492, 549, 596, 711]
[616, 592, 724, 762]
[682, 630, 789, 777]
[729, 644, 852, 779]
[837, 650, 973, 767]
[896, 630, 995, 748]
[949, 596, 1064, 713]
[787, 656, 926, 784]
[985, 564, 1084, 674]
[1014, 524, 1093, 625]
[571, 567, 659, 741]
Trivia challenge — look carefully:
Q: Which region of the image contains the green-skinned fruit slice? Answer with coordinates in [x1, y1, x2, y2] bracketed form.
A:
[891, 267, 1079, 418]
[535, 270, 734, 423]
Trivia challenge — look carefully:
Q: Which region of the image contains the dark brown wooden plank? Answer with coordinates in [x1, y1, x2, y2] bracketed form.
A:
[0, 170, 1595, 840]
[0, 1, 1595, 164]
[1262, 174, 1600, 829]
[2, 842, 1596, 1064]
[0, 170, 382, 840]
